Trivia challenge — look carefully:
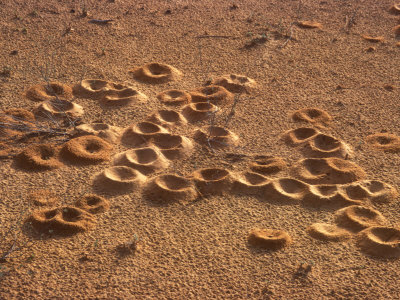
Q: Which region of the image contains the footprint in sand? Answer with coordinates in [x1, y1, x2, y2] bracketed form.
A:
[291, 108, 332, 127]
[73, 123, 123, 144]
[194, 125, 239, 149]
[24, 82, 73, 102]
[263, 177, 310, 204]
[189, 85, 234, 106]
[211, 74, 256, 93]
[34, 99, 84, 119]
[15, 144, 63, 171]
[365, 133, 400, 152]
[181, 102, 219, 122]
[60, 135, 113, 165]
[249, 155, 287, 176]
[29, 206, 96, 235]
[356, 226, 400, 258]
[143, 174, 198, 204]
[28, 189, 58, 206]
[93, 166, 147, 194]
[130, 62, 182, 84]
[248, 228, 292, 250]
[334, 205, 387, 233]
[75, 194, 110, 214]
[306, 223, 351, 242]
[157, 89, 191, 106]
[192, 168, 234, 196]
[289, 157, 367, 184]
[112, 146, 169, 175]
[146, 109, 188, 129]
[121, 121, 169, 148]
[232, 171, 271, 195]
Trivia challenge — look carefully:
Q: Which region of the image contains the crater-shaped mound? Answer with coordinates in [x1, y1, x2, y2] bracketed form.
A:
[150, 133, 193, 160]
[102, 88, 148, 106]
[290, 157, 367, 184]
[250, 155, 286, 175]
[121, 122, 169, 148]
[337, 183, 371, 206]
[15, 144, 63, 171]
[303, 185, 342, 207]
[291, 108, 332, 126]
[365, 133, 400, 152]
[189, 85, 234, 105]
[282, 127, 319, 146]
[75, 194, 110, 214]
[232, 171, 271, 195]
[192, 168, 233, 195]
[303, 133, 352, 158]
[334, 205, 387, 232]
[157, 89, 191, 106]
[73, 79, 111, 99]
[73, 123, 122, 144]
[211, 74, 256, 93]
[307, 223, 351, 242]
[34, 99, 84, 119]
[130, 63, 182, 84]
[297, 21, 322, 29]
[360, 180, 398, 204]
[194, 126, 239, 149]
[356, 226, 400, 258]
[181, 102, 219, 122]
[94, 166, 146, 193]
[61, 135, 113, 164]
[264, 177, 310, 204]
[146, 109, 188, 129]
[25, 82, 73, 102]
[143, 174, 197, 204]
[248, 228, 292, 250]
[112, 147, 169, 175]
[3, 108, 35, 122]
[28, 189, 58, 206]
[29, 206, 96, 235]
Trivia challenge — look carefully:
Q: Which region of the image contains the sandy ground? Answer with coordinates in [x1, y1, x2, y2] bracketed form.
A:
[1, 0, 400, 298]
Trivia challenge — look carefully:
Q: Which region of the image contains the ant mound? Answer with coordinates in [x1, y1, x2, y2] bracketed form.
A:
[74, 79, 113, 99]
[150, 133, 193, 160]
[73, 123, 122, 144]
[28, 189, 58, 206]
[29, 206, 96, 236]
[181, 102, 219, 122]
[394, 25, 400, 36]
[192, 168, 234, 195]
[0, 113, 35, 142]
[15, 144, 63, 171]
[334, 205, 387, 232]
[356, 226, 400, 258]
[250, 155, 287, 176]
[232, 171, 271, 195]
[359, 180, 399, 204]
[248, 228, 292, 250]
[24, 82, 73, 102]
[264, 177, 310, 204]
[389, 3, 400, 14]
[112, 147, 169, 175]
[282, 127, 319, 146]
[361, 35, 384, 43]
[290, 157, 367, 184]
[297, 21, 322, 29]
[303, 184, 343, 207]
[337, 183, 374, 206]
[3, 108, 35, 122]
[194, 126, 239, 149]
[146, 109, 188, 129]
[94, 166, 146, 193]
[130, 62, 182, 84]
[143, 174, 197, 204]
[75, 194, 110, 214]
[211, 74, 256, 93]
[61, 135, 113, 164]
[189, 85, 234, 105]
[121, 122, 169, 148]
[307, 223, 351, 242]
[34, 99, 84, 119]
[365, 133, 400, 152]
[291, 108, 332, 126]
[157, 89, 191, 106]
[302, 133, 353, 159]
[102, 88, 148, 107]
